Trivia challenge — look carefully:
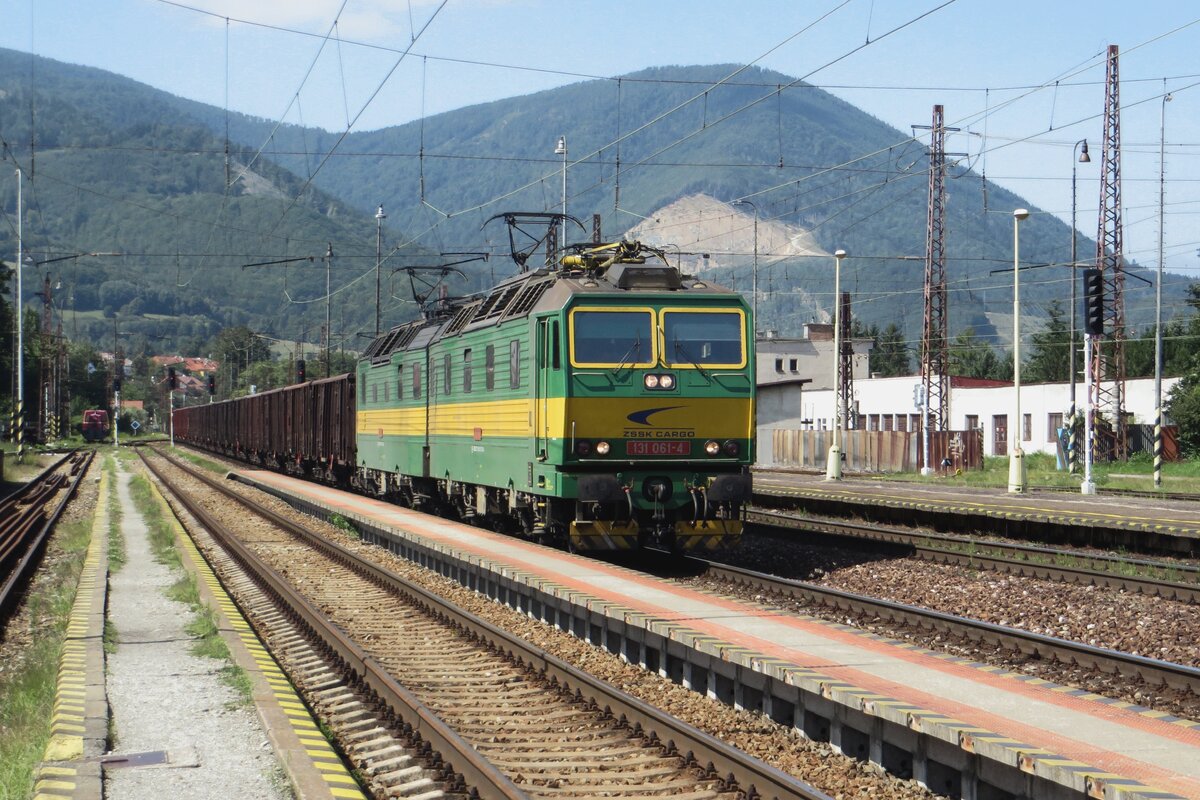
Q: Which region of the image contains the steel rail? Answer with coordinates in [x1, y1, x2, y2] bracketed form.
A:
[147, 447, 834, 800]
[688, 554, 1200, 694]
[139, 450, 529, 800]
[746, 507, 1200, 604]
[0, 451, 94, 618]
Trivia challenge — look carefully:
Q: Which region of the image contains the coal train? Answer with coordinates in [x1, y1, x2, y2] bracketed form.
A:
[174, 231, 755, 552]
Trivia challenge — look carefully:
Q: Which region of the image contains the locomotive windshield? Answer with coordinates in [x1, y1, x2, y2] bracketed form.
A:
[569, 308, 656, 367]
[662, 309, 746, 368]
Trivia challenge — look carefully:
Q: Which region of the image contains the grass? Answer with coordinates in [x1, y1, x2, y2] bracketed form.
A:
[125, 475, 252, 706]
[328, 513, 358, 538]
[171, 449, 226, 475]
[0, 518, 92, 799]
[876, 451, 1200, 493]
[106, 457, 126, 572]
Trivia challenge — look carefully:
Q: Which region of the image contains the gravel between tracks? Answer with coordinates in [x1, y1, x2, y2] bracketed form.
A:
[700, 534, 1200, 721]
[157, 453, 945, 800]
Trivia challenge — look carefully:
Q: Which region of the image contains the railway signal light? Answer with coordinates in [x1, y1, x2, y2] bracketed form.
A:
[207, 374, 216, 395]
[112, 378, 121, 393]
[296, 359, 306, 383]
[167, 367, 177, 390]
[1083, 268, 1104, 336]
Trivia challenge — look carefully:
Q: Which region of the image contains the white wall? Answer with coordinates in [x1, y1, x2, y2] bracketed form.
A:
[785, 376, 1179, 457]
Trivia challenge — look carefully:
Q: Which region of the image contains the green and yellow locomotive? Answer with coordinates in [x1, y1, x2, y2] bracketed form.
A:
[355, 236, 755, 552]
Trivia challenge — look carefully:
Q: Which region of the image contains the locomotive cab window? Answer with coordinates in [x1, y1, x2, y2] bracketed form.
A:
[661, 309, 746, 369]
[463, 348, 473, 393]
[569, 307, 656, 368]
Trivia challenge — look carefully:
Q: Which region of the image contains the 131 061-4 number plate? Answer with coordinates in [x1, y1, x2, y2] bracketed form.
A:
[627, 440, 690, 456]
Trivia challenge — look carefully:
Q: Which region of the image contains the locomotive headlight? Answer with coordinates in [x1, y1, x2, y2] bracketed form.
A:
[658, 373, 675, 390]
[595, 440, 611, 455]
[575, 440, 592, 456]
[704, 440, 721, 456]
[723, 439, 740, 456]
[644, 374, 660, 389]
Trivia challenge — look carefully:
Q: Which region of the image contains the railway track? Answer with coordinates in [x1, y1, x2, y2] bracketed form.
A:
[747, 506, 1200, 604]
[142, 448, 833, 800]
[682, 552, 1200, 695]
[0, 450, 94, 619]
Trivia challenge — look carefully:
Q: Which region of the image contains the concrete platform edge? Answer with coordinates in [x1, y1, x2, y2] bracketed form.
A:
[34, 465, 109, 800]
[233, 471, 1192, 800]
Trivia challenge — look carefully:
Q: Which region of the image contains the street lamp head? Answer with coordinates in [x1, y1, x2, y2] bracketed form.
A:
[375, 204, 386, 220]
[1078, 140, 1091, 163]
[554, 135, 567, 156]
[834, 249, 847, 258]
[1013, 208, 1030, 221]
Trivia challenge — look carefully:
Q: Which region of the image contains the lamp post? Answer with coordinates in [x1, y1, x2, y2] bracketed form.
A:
[1155, 93, 1172, 489]
[826, 248, 847, 481]
[554, 135, 567, 244]
[1009, 209, 1030, 493]
[375, 204, 386, 337]
[1069, 139, 1091, 473]
[732, 200, 759, 332]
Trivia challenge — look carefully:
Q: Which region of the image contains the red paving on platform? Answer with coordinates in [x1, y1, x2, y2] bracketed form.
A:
[238, 469, 1200, 798]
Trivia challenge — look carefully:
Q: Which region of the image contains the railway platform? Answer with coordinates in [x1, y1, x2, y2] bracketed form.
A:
[235, 467, 1200, 800]
[754, 470, 1200, 556]
[31, 461, 363, 800]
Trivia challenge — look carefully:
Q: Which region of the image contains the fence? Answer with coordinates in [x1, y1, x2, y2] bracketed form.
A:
[771, 429, 984, 473]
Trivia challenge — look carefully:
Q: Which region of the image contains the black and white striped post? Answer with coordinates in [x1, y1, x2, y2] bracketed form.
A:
[13, 165, 24, 464]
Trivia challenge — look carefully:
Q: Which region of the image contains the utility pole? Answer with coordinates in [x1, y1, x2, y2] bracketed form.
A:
[838, 290, 855, 430]
[1155, 90, 1172, 488]
[375, 204, 386, 337]
[324, 243, 333, 378]
[914, 105, 961, 438]
[1092, 44, 1128, 462]
[14, 167, 24, 462]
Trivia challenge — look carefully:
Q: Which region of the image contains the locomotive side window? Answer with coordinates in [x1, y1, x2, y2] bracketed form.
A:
[443, 354, 451, 395]
[509, 340, 520, 389]
[395, 365, 403, 400]
[551, 321, 561, 369]
[463, 348, 473, 393]
[372, 382, 378, 403]
[569, 308, 655, 367]
[412, 363, 421, 399]
[485, 344, 495, 391]
[360, 375, 367, 403]
[661, 309, 746, 369]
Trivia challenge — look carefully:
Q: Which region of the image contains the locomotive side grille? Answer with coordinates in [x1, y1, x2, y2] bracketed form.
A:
[504, 281, 551, 318]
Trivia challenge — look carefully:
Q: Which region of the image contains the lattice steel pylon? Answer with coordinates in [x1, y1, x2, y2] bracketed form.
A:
[918, 105, 951, 432]
[838, 291, 857, 429]
[1092, 44, 1128, 461]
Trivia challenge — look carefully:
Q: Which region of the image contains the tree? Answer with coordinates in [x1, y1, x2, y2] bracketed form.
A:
[1167, 373, 1200, 457]
[869, 323, 910, 377]
[950, 327, 1012, 381]
[1023, 300, 1070, 383]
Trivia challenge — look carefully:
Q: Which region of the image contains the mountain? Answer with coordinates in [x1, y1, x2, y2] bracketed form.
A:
[0, 52, 1184, 355]
[0, 48, 435, 354]
[190, 62, 1179, 347]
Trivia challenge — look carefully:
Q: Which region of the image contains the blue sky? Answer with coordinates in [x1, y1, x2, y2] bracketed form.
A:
[4, 0, 1199, 287]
